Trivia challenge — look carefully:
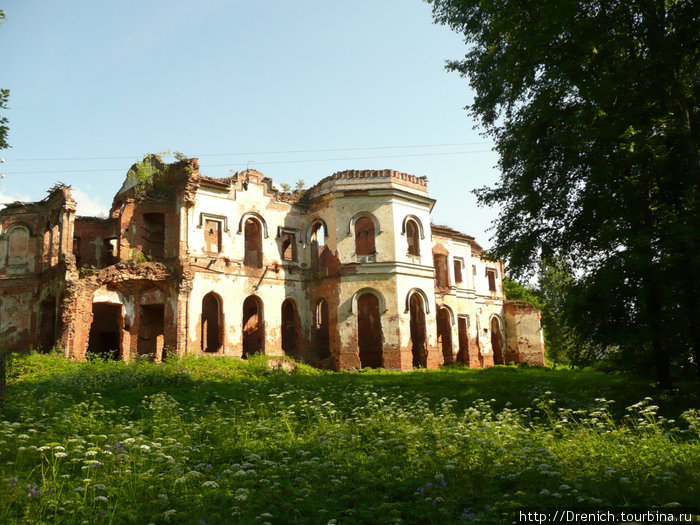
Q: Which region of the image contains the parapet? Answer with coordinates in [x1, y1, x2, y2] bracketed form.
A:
[307, 169, 429, 199]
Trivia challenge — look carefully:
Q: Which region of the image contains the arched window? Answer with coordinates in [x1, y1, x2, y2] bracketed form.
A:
[354, 216, 376, 255]
[7, 225, 30, 272]
[310, 221, 325, 246]
[310, 221, 326, 272]
[244, 218, 263, 268]
[406, 219, 420, 256]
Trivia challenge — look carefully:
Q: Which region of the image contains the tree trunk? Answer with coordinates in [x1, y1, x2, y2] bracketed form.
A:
[0, 349, 6, 409]
[646, 278, 672, 389]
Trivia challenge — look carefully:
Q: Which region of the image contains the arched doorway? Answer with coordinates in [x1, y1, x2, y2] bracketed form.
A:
[409, 292, 427, 367]
[437, 307, 453, 365]
[202, 293, 222, 353]
[314, 298, 330, 359]
[358, 293, 383, 368]
[281, 299, 300, 355]
[491, 317, 505, 364]
[242, 296, 264, 357]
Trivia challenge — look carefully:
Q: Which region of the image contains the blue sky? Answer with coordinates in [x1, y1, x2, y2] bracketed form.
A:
[0, 1, 500, 247]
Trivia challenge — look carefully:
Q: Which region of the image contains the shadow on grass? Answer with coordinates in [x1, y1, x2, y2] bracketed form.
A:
[4, 354, 699, 421]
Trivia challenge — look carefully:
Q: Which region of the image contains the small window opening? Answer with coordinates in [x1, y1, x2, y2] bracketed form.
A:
[487, 269, 497, 292]
[434, 254, 450, 288]
[143, 213, 165, 260]
[454, 260, 463, 284]
[204, 219, 222, 254]
[281, 232, 296, 261]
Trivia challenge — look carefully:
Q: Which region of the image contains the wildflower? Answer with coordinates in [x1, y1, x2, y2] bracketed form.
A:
[462, 509, 475, 520]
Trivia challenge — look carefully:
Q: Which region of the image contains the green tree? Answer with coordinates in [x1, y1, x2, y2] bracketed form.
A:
[429, 0, 700, 387]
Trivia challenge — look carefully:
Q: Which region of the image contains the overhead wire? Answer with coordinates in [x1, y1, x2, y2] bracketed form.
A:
[3, 148, 495, 176]
[7, 141, 492, 162]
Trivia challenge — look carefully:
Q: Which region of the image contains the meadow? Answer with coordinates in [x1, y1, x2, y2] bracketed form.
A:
[1, 353, 698, 524]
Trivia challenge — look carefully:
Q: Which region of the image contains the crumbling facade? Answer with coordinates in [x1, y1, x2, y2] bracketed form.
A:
[0, 157, 545, 369]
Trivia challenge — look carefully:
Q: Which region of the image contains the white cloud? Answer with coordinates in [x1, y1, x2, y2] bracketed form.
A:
[72, 188, 109, 218]
[0, 189, 31, 208]
[0, 187, 109, 217]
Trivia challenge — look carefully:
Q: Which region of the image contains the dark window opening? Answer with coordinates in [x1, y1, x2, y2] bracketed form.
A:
[281, 299, 300, 355]
[457, 316, 470, 365]
[491, 317, 505, 364]
[434, 254, 450, 288]
[409, 293, 427, 368]
[73, 237, 82, 267]
[87, 303, 122, 360]
[242, 295, 264, 357]
[354, 216, 376, 256]
[454, 260, 463, 284]
[487, 269, 497, 292]
[310, 222, 326, 272]
[406, 220, 420, 256]
[244, 218, 263, 268]
[314, 298, 331, 359]
[103, 237, 118, 266]
[138, 304, 165, 361]
[437, 308, 453, 365]
[281, 232, 296, 261]
[39, 298, 57, 352]
[358, 293, 383, 368]
[143, 213, 165, 260]
[202, 293, 222, 353]
[50, 225, 60, 266]
[204, 219, 222, 254]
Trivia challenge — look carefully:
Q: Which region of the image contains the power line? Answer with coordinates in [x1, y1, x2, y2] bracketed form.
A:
[6, 142, 492, 162]
[3, 149, 495, 175]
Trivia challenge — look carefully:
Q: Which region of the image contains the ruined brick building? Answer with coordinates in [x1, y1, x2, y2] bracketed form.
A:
[0, 157, 545, 369]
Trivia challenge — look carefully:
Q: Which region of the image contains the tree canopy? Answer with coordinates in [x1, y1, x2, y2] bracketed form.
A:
[429, 0, 700, 387]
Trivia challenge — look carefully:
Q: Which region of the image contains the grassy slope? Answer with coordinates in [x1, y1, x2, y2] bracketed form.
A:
[1, 354, 699, 524]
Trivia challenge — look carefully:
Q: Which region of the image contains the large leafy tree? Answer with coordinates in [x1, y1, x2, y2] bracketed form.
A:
[428, 0, 699, 387]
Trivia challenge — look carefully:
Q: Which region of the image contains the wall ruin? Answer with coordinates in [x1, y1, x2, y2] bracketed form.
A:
[0, 159, 545, 369]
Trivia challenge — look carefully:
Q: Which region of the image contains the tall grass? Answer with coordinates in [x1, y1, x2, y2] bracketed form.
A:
[1, 354, 698, 524]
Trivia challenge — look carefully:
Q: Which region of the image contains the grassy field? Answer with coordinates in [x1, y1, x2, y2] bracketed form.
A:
[1, 354, 699, 524]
